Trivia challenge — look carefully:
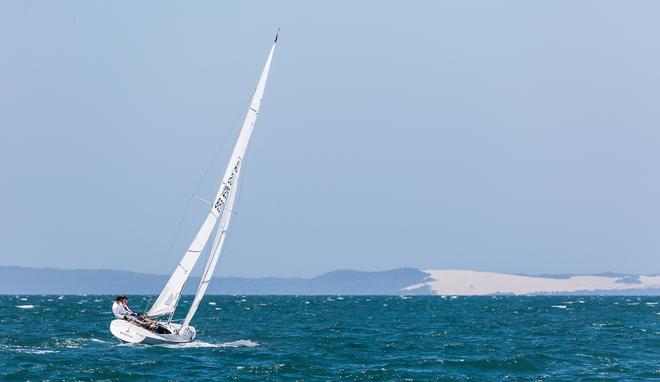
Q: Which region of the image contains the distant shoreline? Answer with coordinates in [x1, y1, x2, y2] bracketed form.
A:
[2, 266, 659, 296]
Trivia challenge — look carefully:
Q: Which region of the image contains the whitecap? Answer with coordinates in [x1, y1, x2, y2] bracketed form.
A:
[219, 340, 259, 348]
[158, 339, 259, 349]
[551, 305, 567, 309]
[20, 298, 28, 301]
[16, 305, 34, 309]
[208, 302, 216, 305]
[55, 339, 81, 349]
[25, 349, 58, 354]
[8, 346, 58, 354]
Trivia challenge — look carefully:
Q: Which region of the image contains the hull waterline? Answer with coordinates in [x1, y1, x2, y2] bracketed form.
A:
[110, 319, 196, 344]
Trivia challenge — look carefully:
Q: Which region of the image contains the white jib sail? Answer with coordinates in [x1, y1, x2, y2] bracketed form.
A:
[146, 35, 277, 318]
[146, 211, 219, 317]
[181, 36, 277, 330]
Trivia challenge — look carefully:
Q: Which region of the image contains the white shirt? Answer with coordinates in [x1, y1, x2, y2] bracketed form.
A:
[112, 301, 134, 319]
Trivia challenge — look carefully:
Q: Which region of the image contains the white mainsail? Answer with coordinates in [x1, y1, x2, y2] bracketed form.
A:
[181, 36, 277, 329]
[146, 34, 277, 320]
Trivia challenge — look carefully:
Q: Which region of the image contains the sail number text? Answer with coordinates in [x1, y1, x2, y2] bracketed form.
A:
[214, 159, 241, 214]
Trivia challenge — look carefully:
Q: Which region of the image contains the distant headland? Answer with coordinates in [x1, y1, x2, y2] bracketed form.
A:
[1, 266, 659, 296]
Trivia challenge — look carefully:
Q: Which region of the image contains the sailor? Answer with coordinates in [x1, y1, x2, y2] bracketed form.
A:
[112, 295, 137, 320]
[112, 296, 164, 333]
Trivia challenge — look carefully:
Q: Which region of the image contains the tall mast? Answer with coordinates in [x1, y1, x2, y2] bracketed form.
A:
[181, 34, 278, 330]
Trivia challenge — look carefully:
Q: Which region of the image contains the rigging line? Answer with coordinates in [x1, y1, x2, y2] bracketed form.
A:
[192, 92, 255, 196]
[192, 194, 213, 206]
[142, 93, 254, 314]
[167, 265, 194, 323]
[141, 196, 194, 313]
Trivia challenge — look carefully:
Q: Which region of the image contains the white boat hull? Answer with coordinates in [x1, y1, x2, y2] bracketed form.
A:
[110, 319, 196, 344]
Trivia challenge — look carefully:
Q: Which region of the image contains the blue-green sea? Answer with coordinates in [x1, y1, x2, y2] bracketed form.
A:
[1, 295, 658, 381]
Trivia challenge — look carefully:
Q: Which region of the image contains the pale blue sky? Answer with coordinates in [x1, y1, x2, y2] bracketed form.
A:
[1, 1, 659, 277]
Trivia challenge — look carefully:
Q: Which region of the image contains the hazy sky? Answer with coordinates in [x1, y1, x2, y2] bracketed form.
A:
[1, 1, 659, 277]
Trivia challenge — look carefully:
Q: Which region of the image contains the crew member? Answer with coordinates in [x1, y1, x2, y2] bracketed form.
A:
[112, 295, 137, 320]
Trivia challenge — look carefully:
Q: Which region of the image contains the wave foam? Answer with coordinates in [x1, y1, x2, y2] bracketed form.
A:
[24, 349, 58, 354]
[158, 339, 259, 349]
[1, 344, 58, 354]
[16, 305, 34, 309]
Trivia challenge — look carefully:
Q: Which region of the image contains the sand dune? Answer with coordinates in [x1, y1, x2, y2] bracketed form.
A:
[404, 270, 660, 296]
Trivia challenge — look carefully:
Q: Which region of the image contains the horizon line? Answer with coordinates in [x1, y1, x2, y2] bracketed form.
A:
[2, 264, 658, 278]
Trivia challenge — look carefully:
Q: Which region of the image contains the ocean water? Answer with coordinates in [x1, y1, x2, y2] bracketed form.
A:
[1, 295, 658, 381]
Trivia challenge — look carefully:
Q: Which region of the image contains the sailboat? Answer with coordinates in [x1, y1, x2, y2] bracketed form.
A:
[110, 34, 278, 344]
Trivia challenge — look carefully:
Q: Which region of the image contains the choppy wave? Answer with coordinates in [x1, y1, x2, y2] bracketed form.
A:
[1, 295, 658, 380]
[1, 344, 59, 354]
